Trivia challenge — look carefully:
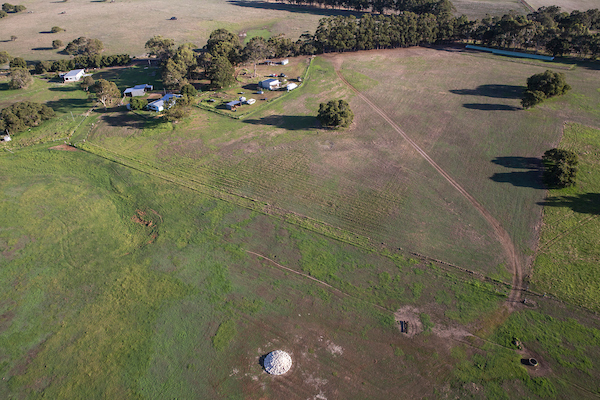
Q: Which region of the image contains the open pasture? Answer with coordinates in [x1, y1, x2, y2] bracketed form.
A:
[526, 0, 600, 12]
[0, 146, 518, 399]
[0, 0, 357, 62]
[532, 123, 600, 310]
[452, 0, 528, 19]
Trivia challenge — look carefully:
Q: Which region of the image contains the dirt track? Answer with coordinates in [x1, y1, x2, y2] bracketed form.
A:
[333, 66, 523, 309]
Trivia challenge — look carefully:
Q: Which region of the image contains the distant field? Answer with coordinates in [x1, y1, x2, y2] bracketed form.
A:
[452, 0, 528, 19]
[0, 0, 356, 62]
[526, 0, 600, 12]
[532, 123, 600, 310]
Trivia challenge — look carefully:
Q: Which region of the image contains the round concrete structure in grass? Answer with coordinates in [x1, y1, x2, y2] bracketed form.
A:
[264, 350, 292, 375]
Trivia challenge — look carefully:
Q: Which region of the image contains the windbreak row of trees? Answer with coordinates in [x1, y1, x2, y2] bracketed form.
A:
[283, 0, 453, 15]
[34, 54, 131, 74]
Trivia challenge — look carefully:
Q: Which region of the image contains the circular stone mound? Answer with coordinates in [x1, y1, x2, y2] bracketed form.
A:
[264, 350, 292, 375]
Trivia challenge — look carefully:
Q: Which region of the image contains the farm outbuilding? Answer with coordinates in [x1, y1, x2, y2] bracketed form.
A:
[147, 93, 182, 112]
[286, 82, 298, 91]
[226, 100, 242, 110]
[124, 84, 153, 97]
[259, 79, 280, 91]
[280, 59, 289, 65]
[62, 69, 85, 82]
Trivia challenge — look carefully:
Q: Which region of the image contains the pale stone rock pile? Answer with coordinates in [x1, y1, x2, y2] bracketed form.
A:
[264, 350, 292, 375]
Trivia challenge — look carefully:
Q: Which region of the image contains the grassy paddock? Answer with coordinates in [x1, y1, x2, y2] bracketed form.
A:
[532, 123, 600, 310]
[0, 0, 357, 61]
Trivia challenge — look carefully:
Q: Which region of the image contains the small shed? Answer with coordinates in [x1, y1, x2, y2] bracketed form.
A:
[147, 93, 182, 112]
[286, 82, 298, 91]
[259, 79, 280, 91]
[124, 84, 153, 97]
[0, 131, 11, 142]
[280, 59, 289, 65]
[226, 100, 242, 110]
[62, 69, 85, 82]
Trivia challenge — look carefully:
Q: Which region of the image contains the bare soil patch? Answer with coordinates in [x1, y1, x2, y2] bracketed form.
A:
[49, 144, 78, 151]
[394, 306, 423, 337]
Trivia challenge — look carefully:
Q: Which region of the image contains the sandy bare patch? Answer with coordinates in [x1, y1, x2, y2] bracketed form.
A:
[49, 144, 78, 151]
[326, 341, 343, 356]
[394, 306, 423, 337]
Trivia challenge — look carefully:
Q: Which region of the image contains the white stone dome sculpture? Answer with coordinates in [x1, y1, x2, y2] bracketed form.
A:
[264, 350, 292, 375]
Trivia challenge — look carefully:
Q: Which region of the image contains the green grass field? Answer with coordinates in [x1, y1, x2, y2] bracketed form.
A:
[532, 123, 600, 310]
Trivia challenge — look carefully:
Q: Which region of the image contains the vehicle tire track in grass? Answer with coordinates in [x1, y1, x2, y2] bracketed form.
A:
[335, 68, 523, 309]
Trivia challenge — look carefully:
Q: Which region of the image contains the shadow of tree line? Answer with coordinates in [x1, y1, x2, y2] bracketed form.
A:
[538, 193, 600, 215]
[489, 156, 545, 189]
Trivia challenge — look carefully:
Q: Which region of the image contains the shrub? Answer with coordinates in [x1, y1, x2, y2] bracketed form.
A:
[12, 4, 24, 12]
[521, 70, 571, 109]
[52, 39, 63, 49]
[0, 50, 10, 65]
[34, 61, 52, 74]
[9, 57, 26, 69]
[180, 83, 198, 97]
[0, 10, 7, 18]
[50, 26, 64, 33]
[129, 98, 147, 110]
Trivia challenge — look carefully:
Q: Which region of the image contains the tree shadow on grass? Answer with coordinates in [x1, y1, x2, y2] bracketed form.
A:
[537, 193, 600, 215]
[100, 111, 148, 129]
[243, 115, 318, 130]
[45, 98, 92, 113]
[48, 86, 80, 92]
[450, 84, 524, 99]
[227, 0, 364, 18]
[463, 103, 520, 111]
[489, 156, 545, 189]
[32, 47, 54, 51]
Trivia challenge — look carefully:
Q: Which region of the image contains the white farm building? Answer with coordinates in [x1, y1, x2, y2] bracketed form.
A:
[124, 84, 153, 97]
[62, 69, 86, 82]
[259, 79, 280, 91]
[147, 93, 182, 112]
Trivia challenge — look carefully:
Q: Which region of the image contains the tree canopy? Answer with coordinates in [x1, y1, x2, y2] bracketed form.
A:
[9, 68, 33, 90]
[205, 55, 236, 88]
[65, 37, 104, 56]
[521, 70, 571, 108]
[317, 100, 354, 129]
[9, 57, 26, 69]
[90, 79, 120, 109]
[145, 35, 175, 60]
[0, 101, 55, 134]
[542, 148, 578, 188]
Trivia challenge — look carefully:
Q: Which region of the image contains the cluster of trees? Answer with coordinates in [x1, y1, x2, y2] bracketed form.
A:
[64, 37, 104, 56]
[6, 57, 33, 89]
[34, 54, 131, 74]
[1, 2, 25, 15]
[278, 0, 453, 15]
[317, 99, 354, 128]
[521, 70, 571, 108]
[542, 148, 578, 187]
[145, 36, 201, 90]
[0, 101, 55, 134]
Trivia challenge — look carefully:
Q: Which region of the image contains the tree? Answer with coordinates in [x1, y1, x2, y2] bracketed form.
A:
[9, 57, 26, 69]
[162, 103, 190, 122]
[0, 10, 7, 18]
[0, 101, 55, 134]
[65, 37, 103, 56]
[50, 26, 64, 33]
[129, 98, 147, 110]
[9, 68, 33, 89]
[79, 75, 95, 91]
[145, 35, 174, 60]
[10, 35, 17, 41]
[243, 36, 272, 77]
[90, 79, 120, 109]
[205, 55, 236, 88]
[542, 148, 578, 187]
[34, 61, 52, 74]
[52, 39, 63, 49]
[205, 29, 242, 65]
[180, 83, 198, 97]
[521, 70, 571, 108]
[0, 50, 10, 65]
[161, 58, 189, 91]
[2, 3, 13, 12]
[317, 99, 354, 129]
[12, 4, 24, 12]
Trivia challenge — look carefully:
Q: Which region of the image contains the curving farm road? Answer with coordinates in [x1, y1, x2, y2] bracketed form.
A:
[334, 68, 523, 309]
